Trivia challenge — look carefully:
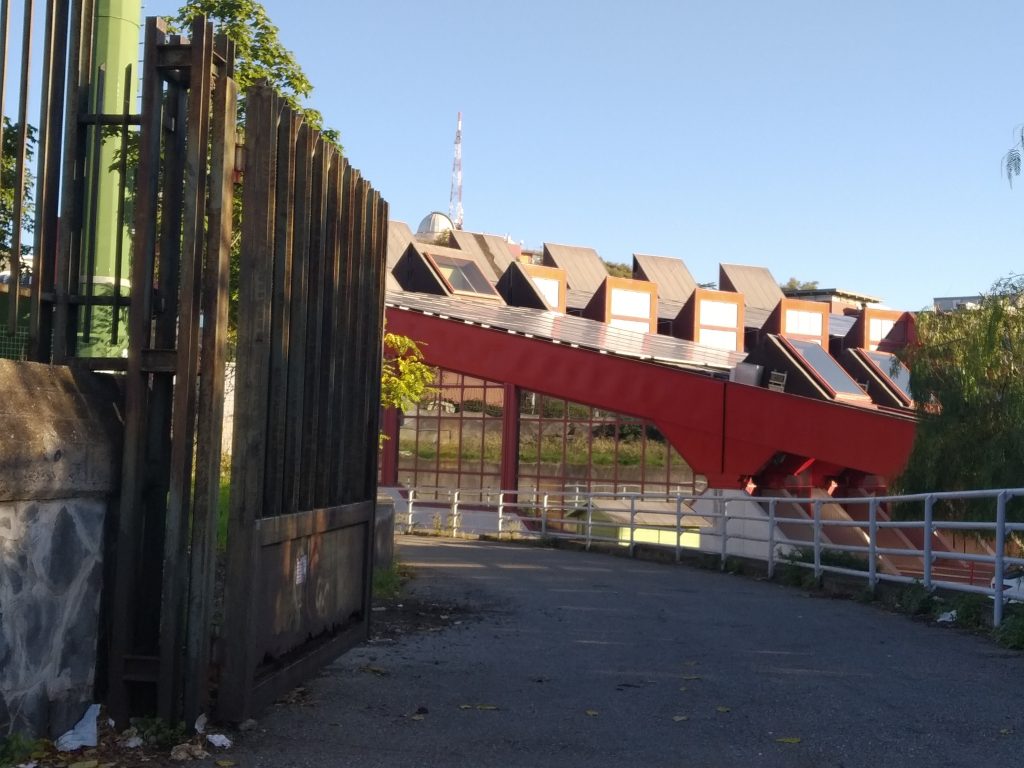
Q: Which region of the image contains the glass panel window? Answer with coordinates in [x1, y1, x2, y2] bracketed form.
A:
[610, 288, 651, 317]
[698, 328, 737, 350]
[425, 252, 500, 297]
[531, 276, 561, 309]
[699, 299, 738, 328]
[785, 309, 822, 338]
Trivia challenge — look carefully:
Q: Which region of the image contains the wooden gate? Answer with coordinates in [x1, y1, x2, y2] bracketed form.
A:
[218, 84, 388, 721]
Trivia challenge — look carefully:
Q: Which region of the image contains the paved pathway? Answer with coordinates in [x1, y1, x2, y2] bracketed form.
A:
[232, 537, 1024, 767]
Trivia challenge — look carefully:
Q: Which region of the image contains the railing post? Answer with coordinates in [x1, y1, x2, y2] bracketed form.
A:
[451, 490, 460, 536]
[718, 492, 727, 570]
[541, 493, 549, 537]
[629, 494, 637, 557]
[923, 495, 934, 591]
[994, 491, 1007, 629]
[585, 493, 594, 551]
[767, 498, 777, 579]
[868, 497, 878, 591]
[403, 487, 411, 536]
[813, 499, 823, 581]
[497, 491, 505, 537]
[675, 494, 683, 563]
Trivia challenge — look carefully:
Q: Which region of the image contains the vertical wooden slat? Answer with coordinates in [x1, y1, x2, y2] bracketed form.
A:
[219, 83, 279, 722]
[333, 175, 366, 502]
[183, 62, 236, 725]
[28, 0, 71, 361]
[263, 111, 298, 519]
[107, 16, 165, 725]
[312, 160, 345, 506]
[53, 0, 94, 361]
[298, 141, 330, 512]
[158, 18, 214, 720]
[8, 0, 35, 333]
[282, 122, 312, 515]
[363, 196, 389, 496]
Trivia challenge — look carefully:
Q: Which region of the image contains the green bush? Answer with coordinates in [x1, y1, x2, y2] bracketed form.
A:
[891, 582, 935, 616]
[950, 594, 991, 630]
[0, 733, 45, 768]
[781, 546, 871, 573]
[996, 612, 1024, 650]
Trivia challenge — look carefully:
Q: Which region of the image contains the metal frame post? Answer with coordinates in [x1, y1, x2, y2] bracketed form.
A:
[497, 491, 505, 536]
[813, 499, 823, 581]
[923, 495, 934, 590]
[451, 489, 460, 536]
[718, 492, 727, 570]
[541, 493, 548, 537]
[994, 491, 1007, 628]
[585, 493, 594, 551]
[868, 497, 878, 590]
[767, 499, 776, 579]
[674, 493, 683, 563]
[407, 488, 415, 532]
[629, 494, 636, 557]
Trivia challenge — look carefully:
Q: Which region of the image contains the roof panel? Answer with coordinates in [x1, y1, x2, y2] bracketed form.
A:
[543, 243, 609, 294]
[451, 230, 517, 281]
[386, 290, 746, 374]
[387, 220, 415, 271]
[632, 253, 698, 303]
[789, 339, 866, 397]
[719, 263, 784, 312]
[867, 350, 912, 399]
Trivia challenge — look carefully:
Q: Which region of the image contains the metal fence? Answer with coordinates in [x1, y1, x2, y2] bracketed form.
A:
[390, 486, 1024, 627]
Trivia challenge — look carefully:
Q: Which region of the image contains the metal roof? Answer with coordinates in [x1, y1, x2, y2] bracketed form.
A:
[387, 220, 415, 272]
[450, 230, 517, 282]
[566, 287, 593, 312]
[632, 254, 698, 303]
[543, 242, 609, 294]
[828, 313, 857, 338]
[744, 306, 771, 330]
[719, 263, 784, 312]
[385, 290, 747, 375]
[657, 297, 685, 322]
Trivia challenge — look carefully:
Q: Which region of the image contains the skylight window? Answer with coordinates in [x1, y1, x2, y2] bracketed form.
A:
[425, 252, 500, 298]
[867, 350, 912, 399]
[788, 338, 866, 398]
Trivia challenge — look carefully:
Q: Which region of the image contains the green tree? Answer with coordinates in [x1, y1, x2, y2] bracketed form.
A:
[780, 277, 819, 292]
[380, 331, 435, 412]
[895, 274, 1024, 521]
[0, 118, 36, 276]
[602, 259, 632, 279]
[174, 0, 339, 144]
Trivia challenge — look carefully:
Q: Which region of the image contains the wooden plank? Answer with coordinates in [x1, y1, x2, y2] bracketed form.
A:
[362, 195, 389, 499]
[297, 141, 331, 512]
[256, 500, 373, 546]
[219, 83, 280, 723]
[282, 122, 313, 516]
[28, 0, 71, 361]
[333, 175, 366, 503]
[263, 112, 298, 520]
[158, 18, 213, 720]
[183, 66, 237, 725]
[312, 160, 345, 506]
[107, 15, 165, 726]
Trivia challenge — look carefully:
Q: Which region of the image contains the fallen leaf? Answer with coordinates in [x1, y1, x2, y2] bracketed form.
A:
[458, 704, 472, 710]
[216, 761, 236, 767]
[410, 714, 425, 721]
[475, 704, 499, 711]
[678, 686, 688, 692]
[715, 706, 731, 713]
[69, 761, 99, 768]
[585, 709, 599, 717]
[775, 737, 801, 744]
[1000, 728, 1014, 736]
[681, 675, 702, 681]
[360, 666, 389, 677]
[672, 715, 689, 722]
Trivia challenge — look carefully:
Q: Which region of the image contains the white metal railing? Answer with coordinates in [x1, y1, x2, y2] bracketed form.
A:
[386, 485, 1024, 627]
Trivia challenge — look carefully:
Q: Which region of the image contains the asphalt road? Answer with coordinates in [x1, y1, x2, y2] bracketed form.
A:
[231, 537, 1024, 768]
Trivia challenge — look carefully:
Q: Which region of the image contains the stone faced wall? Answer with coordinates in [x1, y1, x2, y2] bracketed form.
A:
[0, 360, 121, 738]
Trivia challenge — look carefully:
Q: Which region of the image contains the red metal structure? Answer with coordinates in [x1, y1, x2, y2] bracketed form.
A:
[383, 305, 916, 492]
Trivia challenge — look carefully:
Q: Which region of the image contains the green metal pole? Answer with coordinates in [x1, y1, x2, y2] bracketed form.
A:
[79, 0, 140, 356]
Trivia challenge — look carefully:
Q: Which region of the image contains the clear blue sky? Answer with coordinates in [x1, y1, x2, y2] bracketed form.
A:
[171, 1, 1024, 309]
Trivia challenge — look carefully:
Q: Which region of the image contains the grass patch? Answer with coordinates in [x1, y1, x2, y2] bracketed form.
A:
[887, 582, 935, 616]
[0, 733, 46, 768]
[996, 612, 1024, 649]
[372, 559, 408, 600]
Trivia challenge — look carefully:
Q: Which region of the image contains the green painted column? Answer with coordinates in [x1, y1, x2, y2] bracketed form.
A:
[78, 0, 140, 356]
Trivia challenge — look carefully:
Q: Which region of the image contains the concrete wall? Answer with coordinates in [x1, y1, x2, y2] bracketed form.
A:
[0, 360, 121, 738]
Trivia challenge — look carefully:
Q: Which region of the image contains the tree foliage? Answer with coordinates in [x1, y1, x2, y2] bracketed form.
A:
[1003, 126, 1024, 187]
[895, 274, 1024, 520]
[780, 277, 819, 292]
[0, 118, 36, 276]
[174, 0, 339, 145]
[380, 332, 435, 411]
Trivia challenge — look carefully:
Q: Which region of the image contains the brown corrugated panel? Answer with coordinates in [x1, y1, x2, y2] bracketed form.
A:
[387, 220, 414, 272]
[450, 230, 516, 282]
[719, 263, 784, 312]
[543, 242, 609, 294]
[632, 253, 698, 303]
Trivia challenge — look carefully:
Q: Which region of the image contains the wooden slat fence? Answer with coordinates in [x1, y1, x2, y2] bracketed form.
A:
[218, 83, 388, 721]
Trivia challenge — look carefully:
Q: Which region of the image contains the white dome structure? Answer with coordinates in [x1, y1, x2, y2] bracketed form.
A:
[416, 211, 456, 235]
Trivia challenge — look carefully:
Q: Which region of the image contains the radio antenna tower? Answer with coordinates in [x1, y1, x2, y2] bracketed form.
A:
[449, 112, 464, 230]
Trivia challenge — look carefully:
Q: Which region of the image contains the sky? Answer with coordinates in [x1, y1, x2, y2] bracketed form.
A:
[155, 0, 1024, 310]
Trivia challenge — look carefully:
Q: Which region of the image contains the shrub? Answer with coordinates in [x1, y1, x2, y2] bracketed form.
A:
[996, 612, 1024, 650]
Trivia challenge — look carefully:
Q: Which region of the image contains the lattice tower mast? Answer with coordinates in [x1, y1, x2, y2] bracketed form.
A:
[449, 112, 464, 230]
